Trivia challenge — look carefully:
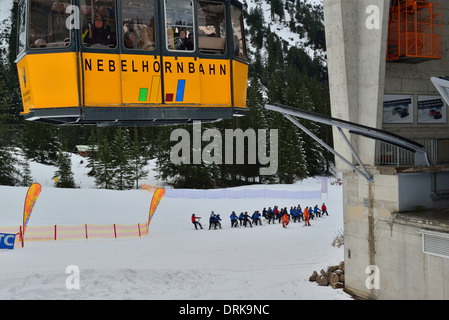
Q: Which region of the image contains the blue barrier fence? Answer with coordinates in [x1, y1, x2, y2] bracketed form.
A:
[164, 188, 322, 200]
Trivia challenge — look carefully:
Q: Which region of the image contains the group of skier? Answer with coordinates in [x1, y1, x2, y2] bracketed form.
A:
[191, 203, 329, 230]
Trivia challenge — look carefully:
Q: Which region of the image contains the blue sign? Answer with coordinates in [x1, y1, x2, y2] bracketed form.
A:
[0, 233, 16, 250]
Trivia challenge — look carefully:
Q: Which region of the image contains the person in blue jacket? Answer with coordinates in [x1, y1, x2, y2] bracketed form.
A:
[243, 212, 253, 227]
[309, 205, 315, 219]
[215, 214, 222, 229]
[209, 212, 219, 230]
[291, 206, 299, 223]
[313, 205, 321, 218]
[267, 207, 275, 224]
[239, 212, 245, 226]
[297, 205, 303, 222]
[230, 211, 238, 228]
[262, 207, 268, 219]
[252, 210, 262, 226]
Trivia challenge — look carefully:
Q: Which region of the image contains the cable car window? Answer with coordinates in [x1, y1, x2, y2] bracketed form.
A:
[121, 0, 156, 50]
[197, 1, 226, 55]
[165, 0, 195, 51]
[17, 0, 27, 53]
[230, 5, 247, 60]
[28, 0, 71, 49]
[80, 0, 117, 48]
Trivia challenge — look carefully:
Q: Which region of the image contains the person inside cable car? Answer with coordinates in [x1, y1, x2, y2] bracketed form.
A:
[84, 14, 115, 47]
[176, 28, 193, 51]
[124, 29, 139, 49]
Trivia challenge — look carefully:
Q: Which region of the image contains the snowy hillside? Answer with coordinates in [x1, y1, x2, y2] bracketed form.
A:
[0, 152, 350, 300]
[245, 0, 325, 60]
[0, 184, 350, 301]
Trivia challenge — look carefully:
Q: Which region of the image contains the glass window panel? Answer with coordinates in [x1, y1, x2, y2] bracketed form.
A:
[28, 0, 71, 49]
[197, 0, 226, 55]
[230, 5, 247, 59]
[80, 0, 117, 48]
[121, 0, 156, 50]
[165, 0, 195, 51]
[17, 0, 26, 53]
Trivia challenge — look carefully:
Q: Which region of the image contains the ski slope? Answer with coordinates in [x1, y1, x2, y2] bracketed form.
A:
[0, 153, 351, 300]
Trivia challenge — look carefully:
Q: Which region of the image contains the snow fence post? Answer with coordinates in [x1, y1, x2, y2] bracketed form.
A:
[114, 224, 117, 239]
[54, 225, 57, 240]
[19, 226, 24, 247]
[85, 224, 88, 239]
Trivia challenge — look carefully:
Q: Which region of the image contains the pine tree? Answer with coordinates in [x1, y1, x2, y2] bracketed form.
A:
[95, 137, 114, 189]
[129, 127, 149, 189]
[0, 142, 18, 186]
[20, 154, 34, 186]
[0, 71, 19, 186]
[54, 151, 76, 188]
[22, 122, 59, 164]
[85, 127, 99, 177]
[111, 128, 134, 190]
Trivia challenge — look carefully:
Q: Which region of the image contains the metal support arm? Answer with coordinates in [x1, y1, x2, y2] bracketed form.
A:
[265, 103, 430, 183]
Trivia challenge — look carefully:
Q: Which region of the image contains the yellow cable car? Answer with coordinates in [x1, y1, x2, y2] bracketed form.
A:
[15, 0, 248, 126]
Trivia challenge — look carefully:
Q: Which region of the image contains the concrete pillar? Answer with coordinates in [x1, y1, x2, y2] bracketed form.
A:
[323, 0, 390, 168]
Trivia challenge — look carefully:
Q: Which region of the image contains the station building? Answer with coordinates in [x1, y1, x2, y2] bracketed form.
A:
[323, 0, 449, 299]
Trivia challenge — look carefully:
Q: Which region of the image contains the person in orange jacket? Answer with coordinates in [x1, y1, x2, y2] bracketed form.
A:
[282, 212, 290, 228]
[304, 206, 311, 226]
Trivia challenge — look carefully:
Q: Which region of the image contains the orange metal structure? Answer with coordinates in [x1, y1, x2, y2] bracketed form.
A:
[387, 0, 442, 63]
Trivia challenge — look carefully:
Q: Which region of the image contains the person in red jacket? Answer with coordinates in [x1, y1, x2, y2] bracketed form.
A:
[304, 207, 311, 226]
[191, 214, 203, 230]
[321, 203, 329, 216]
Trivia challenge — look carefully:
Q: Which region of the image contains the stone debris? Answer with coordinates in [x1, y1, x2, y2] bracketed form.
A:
[309, 261, 345, 289]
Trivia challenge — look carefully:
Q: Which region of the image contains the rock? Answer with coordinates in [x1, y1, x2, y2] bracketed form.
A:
[309, 270, 318, 282]
[327, 265, 339, 272]
[317, 275, 329, 286]
[312, 261, 346, 290]
[329, 272, 340, 287]
[332, 282, 344, 289]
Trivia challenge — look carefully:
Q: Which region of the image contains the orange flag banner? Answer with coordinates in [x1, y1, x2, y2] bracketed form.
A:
[23, 183, 42, 236]
[148, 188, 165, 226]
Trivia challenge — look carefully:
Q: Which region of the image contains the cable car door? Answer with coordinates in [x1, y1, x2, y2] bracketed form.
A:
[78, 0, 122, 110]
[120, 0, 161, 106]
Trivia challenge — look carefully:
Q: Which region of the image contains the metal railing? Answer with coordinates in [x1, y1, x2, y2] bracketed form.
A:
[375, 138, 437, 166]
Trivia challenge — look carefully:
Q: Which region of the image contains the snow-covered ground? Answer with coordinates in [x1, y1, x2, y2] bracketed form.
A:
[0, 152, 351, 300]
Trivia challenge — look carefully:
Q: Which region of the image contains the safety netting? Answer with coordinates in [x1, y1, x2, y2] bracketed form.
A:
[0, 222, 149, 245]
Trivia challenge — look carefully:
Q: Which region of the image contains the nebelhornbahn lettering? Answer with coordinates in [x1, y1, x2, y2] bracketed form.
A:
[84, 58, 226, 75]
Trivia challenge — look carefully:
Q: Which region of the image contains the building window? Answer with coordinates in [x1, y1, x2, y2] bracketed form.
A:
[28, 0, 71, 49]
[197, 1, 226, 55]
[81, 0, 117, 48]
[165, 0, 195, 52]
[121, 0, 156, 50]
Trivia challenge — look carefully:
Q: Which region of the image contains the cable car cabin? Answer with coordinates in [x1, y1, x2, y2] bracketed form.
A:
[15, 0, 248, 126]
